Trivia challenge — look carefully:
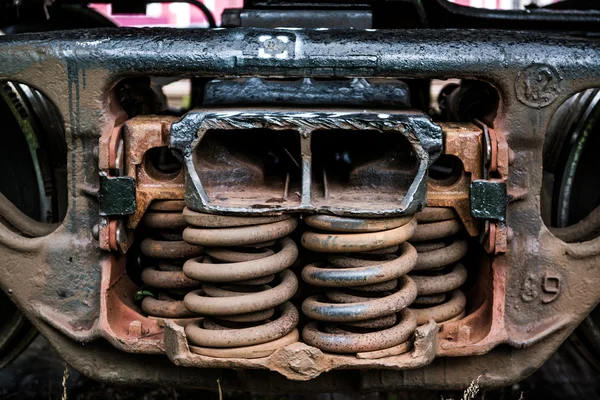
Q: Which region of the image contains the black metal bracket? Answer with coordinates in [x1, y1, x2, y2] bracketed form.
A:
[470, 180, 507, 222]
[99, 175, 136, 216]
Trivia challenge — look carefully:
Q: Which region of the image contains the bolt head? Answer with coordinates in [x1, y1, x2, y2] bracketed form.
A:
[508, 149, 516, 165]
[507, 226, 514, 243]
[115, 221, 127, 246]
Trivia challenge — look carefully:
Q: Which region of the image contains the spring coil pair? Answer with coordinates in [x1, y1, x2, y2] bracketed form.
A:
[139, 204, 467, 358]
[409, 207, 468, 325]
[299, 207, 469, 357]
[300, 214, 419, 358]
[177, 209, 300, 358]
[139, 200, 203, 319]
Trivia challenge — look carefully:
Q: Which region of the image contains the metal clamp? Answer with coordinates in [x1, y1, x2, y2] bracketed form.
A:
[171, 109, 443, 217]
[472, 120, 514, 254]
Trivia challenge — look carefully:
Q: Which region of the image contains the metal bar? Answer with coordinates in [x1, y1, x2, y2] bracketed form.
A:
[1, 28, 599, 90]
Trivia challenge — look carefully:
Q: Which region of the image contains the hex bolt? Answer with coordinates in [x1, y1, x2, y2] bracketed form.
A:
[508, 149, 516, 165]
[115, 220, 127, 250]
[108, 126, 125, 176]
[115, 137, 124, 175]
[128, 320, 142, 337]
[507, 226, 514, 243]
[457, 325, 471, 342]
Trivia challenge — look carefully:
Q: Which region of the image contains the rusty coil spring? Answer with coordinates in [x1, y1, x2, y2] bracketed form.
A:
[139, 200, 203, 319]
[300, 214, 419, 358]
[408, 207, 468, 325]
[180, 208, 300, 358]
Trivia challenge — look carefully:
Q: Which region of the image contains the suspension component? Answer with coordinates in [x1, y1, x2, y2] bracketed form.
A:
[300, 214, 418, 358]
[139, 200, 203, 320]
[180, 209, 301, 358]
[409, 207, 468, 325]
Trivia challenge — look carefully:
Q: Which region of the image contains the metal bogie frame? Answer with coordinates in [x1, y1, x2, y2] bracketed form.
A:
[0, 27, 599, 391]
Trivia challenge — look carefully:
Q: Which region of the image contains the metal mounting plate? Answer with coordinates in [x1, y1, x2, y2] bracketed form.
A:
[170, 109, 442, 217]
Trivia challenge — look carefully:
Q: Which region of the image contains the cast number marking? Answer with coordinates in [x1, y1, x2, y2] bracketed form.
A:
[516, 64, 561, 108]
[521, 271, 561, 304]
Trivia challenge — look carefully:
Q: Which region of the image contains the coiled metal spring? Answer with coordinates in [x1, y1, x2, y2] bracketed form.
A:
[139, 200, 203, 320]
[409, 207, 468, 325]
[300, 215, 418, 358]
[180, 209, 300, 358]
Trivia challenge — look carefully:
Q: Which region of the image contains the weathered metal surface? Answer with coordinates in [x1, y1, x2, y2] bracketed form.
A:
[300, 215, 418, 355]
[203, 78, 411, 108]
[178, 209, 300, 359]
[428, 122, 483, 237]
[475, 123, 513, 254]
[98, 175, 136, 216]
[410, 207, 469, 325]
[0, 27, 599, 391]
[550, 203, 600, 243]
[165, 318, 438, 381]
[139, 200, 203, 320]
[184, 237, 298, 283]
[122, 116, 184, 229]
[470, 180, 508, 221]
[170, 109, 442, 217]
[0, 192, 59, 237]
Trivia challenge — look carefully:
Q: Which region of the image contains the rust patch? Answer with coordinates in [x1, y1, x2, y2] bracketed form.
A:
[429, 123, 483, 237]
[122, 116, 185, 229]
[163, 319, 438, 381]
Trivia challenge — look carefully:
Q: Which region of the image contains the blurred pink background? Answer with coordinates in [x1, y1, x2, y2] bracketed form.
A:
[91, 0, 561, 28]
[91, 1, 242, 27]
